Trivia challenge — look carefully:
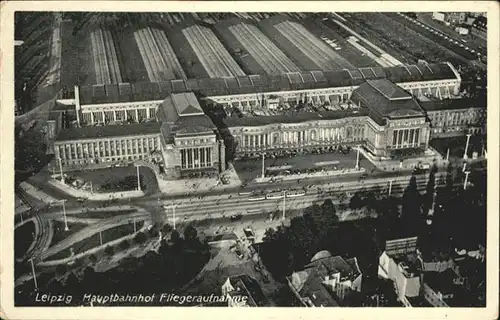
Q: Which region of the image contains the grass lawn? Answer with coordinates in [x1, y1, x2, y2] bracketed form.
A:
[70, 165, 159, 194]
[430, 135, 485, 158]
[47, 221, 145, 261]
[49, 220, 88, 248]
[73, 209, 136, 219]
[15, 221, 36, 259]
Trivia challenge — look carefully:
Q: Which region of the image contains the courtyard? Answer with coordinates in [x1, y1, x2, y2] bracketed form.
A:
[233, 148, 376, 184]
[68, 165, 159, 195]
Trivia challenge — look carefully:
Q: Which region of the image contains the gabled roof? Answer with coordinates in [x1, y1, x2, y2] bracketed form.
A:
[171, 92, 204, 116]
[227, 274, 269, 307]
[366, 79, 412, 100]
[289, 254, 361, 307]
[351, 81, 424, 121]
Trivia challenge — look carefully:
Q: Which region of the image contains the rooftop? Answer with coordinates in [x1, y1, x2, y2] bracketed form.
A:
[214, 17, 301, 76]
[258, 14, 354, 72]
[351, 80, 424, 120]
[288, 254, 361, 307]
[55, 121, 161, 142]
[224, 109, 368, 128]
[226, 274, 269, 307]
[420, 96, 486, 111]
[424, 269, 460, 296]
[157, 93, 216, 141]
[77, 62, 458, 105]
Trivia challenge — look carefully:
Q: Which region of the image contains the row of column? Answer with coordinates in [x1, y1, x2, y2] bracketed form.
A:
[82, 107, 156, 125]
[56, 137, 158, 161]
[391, 128, 420, 149]
[228, 93, 351, 111]
[180, 147, 213, 170]
[240, 126, 365, 149]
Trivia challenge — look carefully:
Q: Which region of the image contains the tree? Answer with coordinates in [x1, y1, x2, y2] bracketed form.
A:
[104, 245, 114, 256]
[134, 231, 147, 244]
[349, 192, 365, 210]
[170, 229, 181, 244]
[162, 223, 173, 234]
[55, 264, 67, 276]
[423, 169, 436, 214]
[119, 239, 130, 250]
[88, 254, 98, 265]
[183, 225, 198, 242]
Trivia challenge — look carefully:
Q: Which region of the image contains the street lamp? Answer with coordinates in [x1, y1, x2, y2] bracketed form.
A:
[463, 133, 472, 160]
[355, 145, 361, 170]
[463, 171, 471, 190]
[58, 158, 65, 184]
[261, 153, 265, 179]
[165, 205, 177, 230]
[388, 180, 393, 196]
[135, 165, 141, 191]
[29, 258, 38, 290]
[282, 190, 287, 220]
[57, 199, 69, 231]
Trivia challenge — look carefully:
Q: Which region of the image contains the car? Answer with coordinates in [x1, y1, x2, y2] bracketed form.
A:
[77, 197, 86, 203]
[230, 214, 243, 221]
[235, 249, 244, 259]
[243, 228, 255, 241]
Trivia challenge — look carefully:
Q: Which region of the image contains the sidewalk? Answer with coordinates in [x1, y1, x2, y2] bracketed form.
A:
[254, 167, 366, 184]
[157, 163, 242, 196]
[19, 182, 59, 204]
[48, 179, 145, 200]
[358, 147, 443, 172]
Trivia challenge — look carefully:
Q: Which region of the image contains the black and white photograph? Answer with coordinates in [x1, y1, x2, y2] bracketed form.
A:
[2, 1, 498, 318]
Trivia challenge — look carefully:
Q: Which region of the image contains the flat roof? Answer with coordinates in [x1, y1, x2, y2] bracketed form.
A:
[420, 97, 486, 111]
[78, 63, 458, 105]
[55, 122, 161, 142]
[351, 81, 423, 118]
[224, 109, 368, 128]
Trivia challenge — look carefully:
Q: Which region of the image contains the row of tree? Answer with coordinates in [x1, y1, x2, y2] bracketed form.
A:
[15, 224, 210, 306]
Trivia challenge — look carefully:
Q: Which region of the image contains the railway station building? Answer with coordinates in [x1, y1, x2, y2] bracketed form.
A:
[53, 61, 483, 177]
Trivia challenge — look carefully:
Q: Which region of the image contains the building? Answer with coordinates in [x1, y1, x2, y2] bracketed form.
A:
[258, 15, 354, 72]
[351, 79, 430, 158]
[422, 269, 464, 307]
[221, 274, 270, 307]
[287, 251, 362, 307]
[54, 121, 162, 169]
[214, 18, 301, 76]
[378, 237, 423, 307]
[422, 97, 486, 137]
[432, 12, 467, 24]
[73, 62, 461, 128]
[56, 62, 479, 171]
[54, 92, 225, 179]
[156, 92, 225, 179]
[471, 15, 487, 41]
[224, 79, 433, 160]
[432, 12, 446, 22]
[168, 22, 246, 79]
[455, 25, 470, 35]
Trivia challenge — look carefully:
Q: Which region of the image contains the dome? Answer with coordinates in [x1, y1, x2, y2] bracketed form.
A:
[311, 250, 332, 262]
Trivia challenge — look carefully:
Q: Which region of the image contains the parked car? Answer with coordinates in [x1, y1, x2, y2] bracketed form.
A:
[243, 228, 256, 242]
[230, 214, 243, 221]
